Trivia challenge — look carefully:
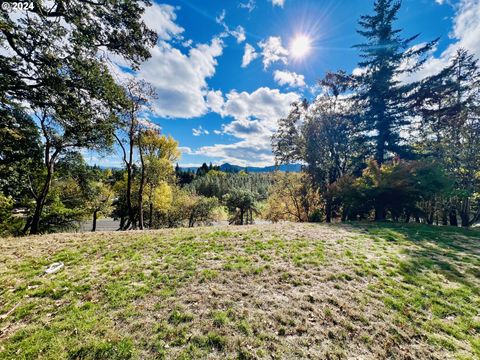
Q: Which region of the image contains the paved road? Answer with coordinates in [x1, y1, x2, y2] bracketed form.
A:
[79, 218, 120, 232]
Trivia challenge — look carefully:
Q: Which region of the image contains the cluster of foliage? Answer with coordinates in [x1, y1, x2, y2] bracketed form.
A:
[175, 167, 273, 226]
[272, 0, 480, 227]
[185, 170, 272, 200]
[264, 172, 321, 223]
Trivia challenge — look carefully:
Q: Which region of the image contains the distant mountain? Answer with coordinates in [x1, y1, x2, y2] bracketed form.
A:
[180, 163, 302, 173]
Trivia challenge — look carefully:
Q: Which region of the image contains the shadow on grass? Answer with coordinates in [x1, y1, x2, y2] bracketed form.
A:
[347, 222, 480, 292]
[341, 222, 480, 355]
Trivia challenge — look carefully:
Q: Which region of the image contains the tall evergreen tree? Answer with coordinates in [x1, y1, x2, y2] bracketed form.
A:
[354, 0, 438, 166]
[416, 49, 480, 227]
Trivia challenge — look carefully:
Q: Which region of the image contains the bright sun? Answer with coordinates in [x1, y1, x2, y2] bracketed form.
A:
[290, 35, 312, 58]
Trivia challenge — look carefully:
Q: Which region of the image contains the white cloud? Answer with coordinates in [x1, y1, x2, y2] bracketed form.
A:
[352, 67, 367, 76]
[216, 9, 226, 24]
[269, 0, 285, 8]
[138, 116, 162, 131]
[192, 125, 210, 136]
[179, 146, 193, 154]
[216, 9, 246, 43]
[178, 162, 202, 168]
[142, 3, 184, 41]
[400, 0, 480, 83]
[258, 36, 289, 69]
[451, 0, 480, 57]
[195, 138, 275, 167]
[241, 43, 259, 67]
[182, 39, 193, 48]
[239, 0, 256, 12]
[220, 87, 300, 132]
[206, 90, 225, 113]
[231, 26, 246, 43]
[273, 70, 306, 88]
[137, 38, 224, 118]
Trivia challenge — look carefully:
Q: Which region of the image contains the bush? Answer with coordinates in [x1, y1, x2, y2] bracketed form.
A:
[264, 172, 321, 223]
[0, 193, 24, 236]
[152, 187, 219, 228]
[333, 159, 452, 222]
[224, 189, 259, 225]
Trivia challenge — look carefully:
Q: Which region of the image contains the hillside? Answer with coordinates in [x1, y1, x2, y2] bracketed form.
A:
[179, 163, 302, 173]
[0, 223, 479, 359]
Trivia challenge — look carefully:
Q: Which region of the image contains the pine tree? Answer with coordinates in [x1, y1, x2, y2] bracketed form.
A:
[417, 49, 480, 227]
[354, 0, 438, 166]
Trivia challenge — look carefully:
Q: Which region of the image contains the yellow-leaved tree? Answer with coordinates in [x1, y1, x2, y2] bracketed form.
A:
[138, 129, 180, 229]
[264, 172, 321, 223]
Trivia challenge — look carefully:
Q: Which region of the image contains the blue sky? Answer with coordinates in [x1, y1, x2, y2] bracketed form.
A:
[85, 0, 480, 168]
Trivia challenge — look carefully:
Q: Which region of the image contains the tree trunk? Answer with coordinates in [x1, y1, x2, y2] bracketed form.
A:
[92, 210, 97, 232]
[374, 204, 385, 222]
[460, 198, 470, 227]
[123, 125, 136, 230]
[426, 211, 434, 225]
[124, 162, 134, 230]
[375, 130, 386, 166]
[325, 199, 332, 223]
[114, 130, 134, 230]
[138, 138, 146, 230]
[29, 148, 58, 235]
[189, 210, 195, 228]
[149, 202, 153, 229]
[405, 211, 411, 223]
[441, 209, 448, 226]
[449, 208, 458, 227]
[29, 197, 45, 235]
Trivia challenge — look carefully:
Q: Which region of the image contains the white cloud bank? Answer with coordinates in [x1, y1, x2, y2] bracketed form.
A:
[196, 87, 300, 166]
[106, 3, 225, 119]
[138, 38, 224, 118]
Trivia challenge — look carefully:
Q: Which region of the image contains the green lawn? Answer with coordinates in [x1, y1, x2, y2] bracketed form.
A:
[0, 223, 479, 359]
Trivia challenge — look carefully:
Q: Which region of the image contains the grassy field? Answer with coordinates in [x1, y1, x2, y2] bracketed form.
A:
[0, 223, 479, 359]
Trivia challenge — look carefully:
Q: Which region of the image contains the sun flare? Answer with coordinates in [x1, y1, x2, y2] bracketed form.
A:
[290, 35, 312, 58]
